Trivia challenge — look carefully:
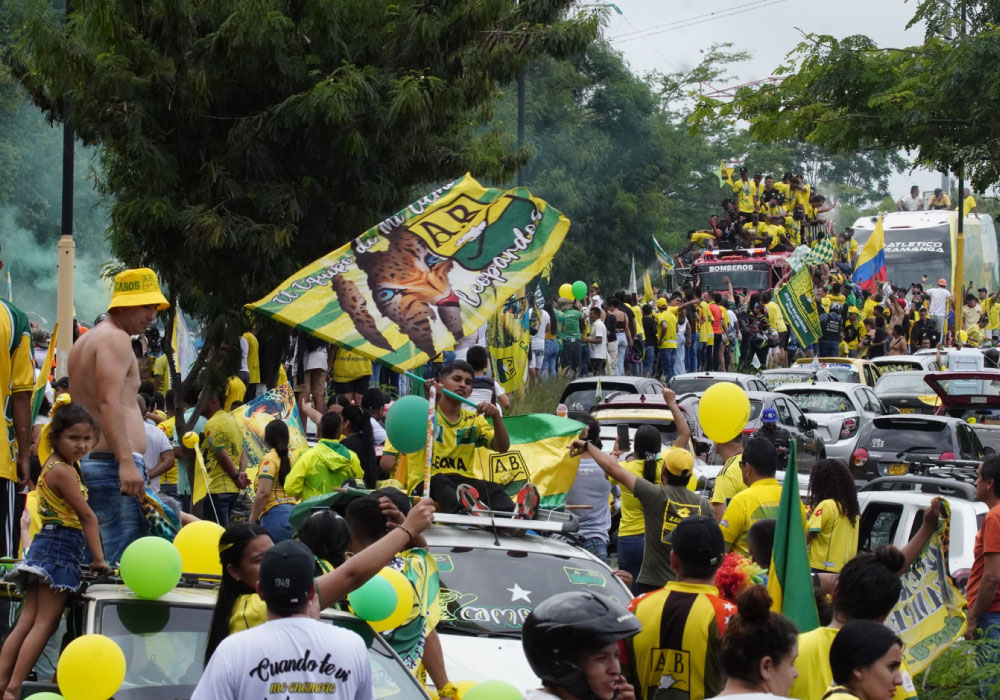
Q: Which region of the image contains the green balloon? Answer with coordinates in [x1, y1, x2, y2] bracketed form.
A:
[571, 280, 587, 300]
[385, 395, 430, 453]
[120, 536, 183, 599]
[348, 574, 398, 621]
[464, 680, 523, 700]
[25, 693, 66, 699]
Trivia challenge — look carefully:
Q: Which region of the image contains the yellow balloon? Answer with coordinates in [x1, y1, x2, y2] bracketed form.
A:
[368, 567, 416, 632]
[173, 520, 225, 576]
[698, 382, 751, 443]
[559, 283, 574, 300]
[58, 634, 126, 700]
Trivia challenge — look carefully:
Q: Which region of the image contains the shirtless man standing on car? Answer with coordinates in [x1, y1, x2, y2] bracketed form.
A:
[68, 267, 169, 564]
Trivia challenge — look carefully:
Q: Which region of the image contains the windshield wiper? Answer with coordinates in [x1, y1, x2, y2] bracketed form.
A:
[435, 623, 522, 639]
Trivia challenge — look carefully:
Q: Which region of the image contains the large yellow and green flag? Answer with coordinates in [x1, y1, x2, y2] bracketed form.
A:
[394, 414, 584, 509]
[248, 173, 570, 371]
[479, 414, 585, 510]
[767, 441, 819, 632]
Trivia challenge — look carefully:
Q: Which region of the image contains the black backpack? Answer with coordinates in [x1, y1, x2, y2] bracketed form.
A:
[472, 375, 497, 405]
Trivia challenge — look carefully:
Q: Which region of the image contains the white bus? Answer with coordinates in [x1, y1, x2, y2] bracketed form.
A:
[851, 210, 999, 292]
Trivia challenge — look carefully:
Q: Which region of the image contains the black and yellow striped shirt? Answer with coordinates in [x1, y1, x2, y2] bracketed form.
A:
[623, 581, 733, 700]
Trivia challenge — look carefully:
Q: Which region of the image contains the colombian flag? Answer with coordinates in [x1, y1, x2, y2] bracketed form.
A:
[30, 322, 57, 422]
[766, 440, 820, 632]
[853, 213, 887, 292]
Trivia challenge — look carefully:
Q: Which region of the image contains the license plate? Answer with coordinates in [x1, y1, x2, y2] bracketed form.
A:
[888, 463, 908, 476]
[898, 408, 914, 414]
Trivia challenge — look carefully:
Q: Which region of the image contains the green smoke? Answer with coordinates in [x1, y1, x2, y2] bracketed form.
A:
[1, 97, 114, 328]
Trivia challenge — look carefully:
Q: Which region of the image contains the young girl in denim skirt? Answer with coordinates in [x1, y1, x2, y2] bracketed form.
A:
[0, 402, 109, 700]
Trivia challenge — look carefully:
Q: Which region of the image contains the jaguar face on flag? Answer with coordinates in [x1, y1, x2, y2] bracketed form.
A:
[248, 174, 570, 371]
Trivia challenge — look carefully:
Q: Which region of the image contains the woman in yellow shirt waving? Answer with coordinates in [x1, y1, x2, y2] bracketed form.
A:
[806, 459, 860, 573]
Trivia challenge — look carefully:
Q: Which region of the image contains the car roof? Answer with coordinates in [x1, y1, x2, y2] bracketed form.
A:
[423, 523, 603, 558]
[860, 477, 986, 505]
[565, 376, 651, 388]
[871, 355, 928, 364]
[83, 583, 219, 605]
[596, 393, 669, 409]
[672, 372, 747, 380]
[776, 382, 861, 394]
[794, 357, 871, 367]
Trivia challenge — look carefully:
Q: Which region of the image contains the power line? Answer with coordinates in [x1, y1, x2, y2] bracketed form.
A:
[612, 0, 789, 44]
[610, 0, 777, 40]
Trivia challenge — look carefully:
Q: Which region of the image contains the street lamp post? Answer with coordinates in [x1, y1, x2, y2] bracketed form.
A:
[55, 0, 75, 375]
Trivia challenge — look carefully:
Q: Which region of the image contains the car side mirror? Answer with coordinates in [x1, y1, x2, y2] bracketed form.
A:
[888, 406, 900, 415]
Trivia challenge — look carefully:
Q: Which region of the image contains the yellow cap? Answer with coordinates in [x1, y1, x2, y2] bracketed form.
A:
[108, 268, 169, 312]
[657, 298, 668, 309]
[664, 446, 694, 477]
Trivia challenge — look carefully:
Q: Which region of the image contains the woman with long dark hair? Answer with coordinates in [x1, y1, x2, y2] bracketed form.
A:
[341, 405, 378, 488]
[806, 459, 860, 574]
[249, 420, 302, 542]
[826, 620, 903, 700]
[569, 388, 706, 594]
[205, 523, 273, 665]
[205, 497, 437, 665]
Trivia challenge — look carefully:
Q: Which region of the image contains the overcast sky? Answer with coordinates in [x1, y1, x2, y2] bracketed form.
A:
[599, 0, 952, 198]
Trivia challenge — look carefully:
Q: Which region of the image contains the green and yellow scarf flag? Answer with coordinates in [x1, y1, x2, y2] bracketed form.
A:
[766, 441, 819, 632]
[885, 499, 967, 672]
[475, 414, 585, 510]
[30, 322, 56, 422]
[248, 173, 570, 371]
[487, 297, 530, 394]
[776, 267, 822, 347]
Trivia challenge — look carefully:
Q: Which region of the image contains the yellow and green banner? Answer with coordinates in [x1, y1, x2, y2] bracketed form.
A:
[248, 173, 570, 371]
[394, 414, 584, 509]
[487, 297, 530, 394]
[776, 267, 821, 347]
[886, 499, 967, 673]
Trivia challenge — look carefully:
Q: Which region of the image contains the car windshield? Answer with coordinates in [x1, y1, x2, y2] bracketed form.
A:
[671, 377, 739, 394]
[875, 374, 933, 395]
[874, 361, 922, 374]
[933, 377, 1000, 397]
[815, 363, 861, 383]
[597, 417, 679, 445]
[429, 547, 628, 637]
[761, 372, 812, 390]
[859, 421, 953, 453]
[563, 383, 643, 412]
[780, 390, 852, 413]
[97, 601, 423, 699]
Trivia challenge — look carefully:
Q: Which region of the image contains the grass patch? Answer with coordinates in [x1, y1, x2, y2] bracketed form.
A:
[507, 376, 570, 416]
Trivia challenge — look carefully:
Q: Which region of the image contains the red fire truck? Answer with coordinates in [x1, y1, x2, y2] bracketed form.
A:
[686, 247, 792, 295]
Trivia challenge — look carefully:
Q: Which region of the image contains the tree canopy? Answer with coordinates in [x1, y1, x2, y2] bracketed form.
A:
[691, 0, 1000, 191]
[8, 0, 599, 360]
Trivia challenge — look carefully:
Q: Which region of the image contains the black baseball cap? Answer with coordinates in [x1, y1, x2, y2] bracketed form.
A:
[258, 540, 315, 611]
[672, 516, 725, 568]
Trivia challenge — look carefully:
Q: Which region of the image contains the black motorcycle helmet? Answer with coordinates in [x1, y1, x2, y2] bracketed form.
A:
[522, 592, 641, 700]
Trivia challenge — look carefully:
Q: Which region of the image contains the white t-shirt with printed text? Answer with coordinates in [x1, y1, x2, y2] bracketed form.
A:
[192, 617, 374, 700]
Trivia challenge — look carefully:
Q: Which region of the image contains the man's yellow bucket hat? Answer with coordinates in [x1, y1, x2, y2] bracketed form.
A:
[107, 267, 170, 311]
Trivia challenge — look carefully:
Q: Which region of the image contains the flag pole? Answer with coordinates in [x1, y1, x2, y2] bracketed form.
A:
[423, 384, 436, 497]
